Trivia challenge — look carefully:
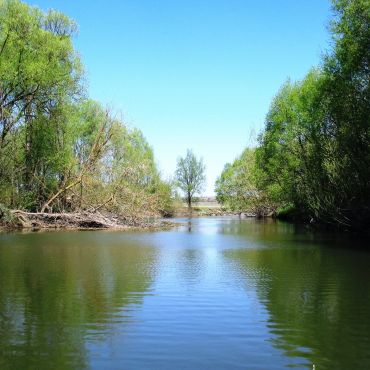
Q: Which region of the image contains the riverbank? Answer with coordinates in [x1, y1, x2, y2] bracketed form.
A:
[0, 204, 260, 232]
[0, 209, 173, 231]
[174, 206, 252, 217]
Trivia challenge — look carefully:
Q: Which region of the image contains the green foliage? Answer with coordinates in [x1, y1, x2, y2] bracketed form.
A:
[175, 149, 206, 208]
[0, 203, 16, 226]
[0, 0, 82, 210]
[259, 0, 370, 229]
[215, 148, 275, 216]
[217, 0, 370, 230]
[256, 70, 329, 212]
[0, 0, 174, 220]
[80, 114, 175, 220]
[215, 148, 257, 211]
[0, 0, 82, 147]
[275, 204, 306, 222]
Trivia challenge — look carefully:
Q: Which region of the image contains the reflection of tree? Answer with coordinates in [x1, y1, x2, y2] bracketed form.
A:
[0, 232, 157, 370]
[226, 245, 370, 370]
[178, 249, 204, 286]
[220, 218, 311, 245]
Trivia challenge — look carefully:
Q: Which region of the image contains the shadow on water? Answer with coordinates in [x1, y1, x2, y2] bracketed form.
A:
[0, 232, 158, 370]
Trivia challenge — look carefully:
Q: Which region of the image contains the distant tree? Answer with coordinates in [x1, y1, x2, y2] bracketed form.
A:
[175, 149, 205, 208]
[215, 148, 274, 216]
[215, 148, 256, 211]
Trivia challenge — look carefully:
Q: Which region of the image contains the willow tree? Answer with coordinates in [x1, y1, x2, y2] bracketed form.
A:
[0, 0, 175, 220]
[0, 0, 82, 210]
[255, 0, 370, 229]
[175, 149, 205, 208]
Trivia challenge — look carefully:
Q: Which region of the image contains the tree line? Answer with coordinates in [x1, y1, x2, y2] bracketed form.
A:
[216, 0, 370, 231]
[0, 0, 174, 223]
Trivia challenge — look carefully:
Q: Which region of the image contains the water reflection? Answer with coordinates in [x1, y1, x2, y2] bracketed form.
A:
[1, 220, 370, 370]
[0, 232, 157, 370]
[187, 219, 192, 232]
[226, 238, 370, 370]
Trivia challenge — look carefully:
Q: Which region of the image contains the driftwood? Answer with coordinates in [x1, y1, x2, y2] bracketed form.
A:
[4, 210, 172, 231]
[10, 210, 127, 230]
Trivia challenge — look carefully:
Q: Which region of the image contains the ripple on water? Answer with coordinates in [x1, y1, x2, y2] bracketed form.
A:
[1, 218, 370, 370]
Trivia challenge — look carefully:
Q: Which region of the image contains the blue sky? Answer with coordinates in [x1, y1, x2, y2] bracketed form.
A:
[29, 0, 332, 195]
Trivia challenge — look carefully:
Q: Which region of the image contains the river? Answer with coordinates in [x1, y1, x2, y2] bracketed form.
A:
[0, 217, 369, 370]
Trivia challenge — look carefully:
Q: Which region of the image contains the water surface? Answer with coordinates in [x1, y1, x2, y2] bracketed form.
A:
[1, 217, 370, 370]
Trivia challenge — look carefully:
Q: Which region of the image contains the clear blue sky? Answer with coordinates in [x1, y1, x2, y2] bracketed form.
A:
[29, 0, 332, 195]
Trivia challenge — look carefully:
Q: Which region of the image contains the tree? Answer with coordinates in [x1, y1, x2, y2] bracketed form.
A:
[0, 0, 82, 210]
[175, 149, 205, 208]
[216, 0, 370, 230]
[0, 0, 175, 221]
[255, 70, 328, 218]
[255, 0, 370, 229]
[215, 149, 256, 211]
[215, 148, 274, 216]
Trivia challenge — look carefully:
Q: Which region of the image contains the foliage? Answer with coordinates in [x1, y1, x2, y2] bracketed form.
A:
[215, 148, 275, 216]
[175, 149, 206, 208]
[216, 0, 370, 230]
[0, 0, 174, 221]
[255, 70, 328, 220]
[215, 148, 256, 211]
[0, 203, 16, 226]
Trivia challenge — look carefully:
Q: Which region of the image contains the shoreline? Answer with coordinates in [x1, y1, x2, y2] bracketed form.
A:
[0, 207, 257, 233]
[174, 206, 247, 218]
[2, 210, 368, 236]
[0, 209, 175, 232]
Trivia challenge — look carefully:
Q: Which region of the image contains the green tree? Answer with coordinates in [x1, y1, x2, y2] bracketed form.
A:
[255, 70, 328, 219]
[237, 0, 370, 230]
[0, 0, 82, 210]
[216, 148, 275, 216]
[319, 0, 370, 227]
[175, 149, 205, 208]
[0, 1, 175, 222]
[216, 148, 256, 211]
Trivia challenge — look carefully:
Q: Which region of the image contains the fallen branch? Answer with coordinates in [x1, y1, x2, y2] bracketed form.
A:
[6, 209, 171, 230]
[11, 210, 120, 229]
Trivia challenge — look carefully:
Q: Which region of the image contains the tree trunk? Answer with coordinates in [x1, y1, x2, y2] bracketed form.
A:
[187, 192, 192, 209]
[41, 177, 82, 213]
